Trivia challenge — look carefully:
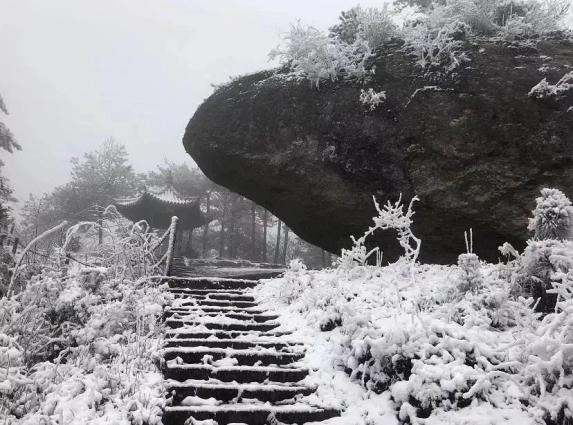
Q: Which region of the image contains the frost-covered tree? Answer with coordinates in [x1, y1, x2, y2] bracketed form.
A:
[68, 139, 138, 215]
[0, 93, 21, 226]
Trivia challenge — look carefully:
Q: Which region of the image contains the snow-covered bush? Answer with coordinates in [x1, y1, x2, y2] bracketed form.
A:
[403, 18, 470, 75]
[457, 252, 483, 294]
[531, 188, 573, 237]
[330, 5, 397, 50]
[456, 230, 484, 294]
[509, 188, 573, 313]
[360, 88, 387, 110]
[271, 0, 570, 86]
[0, 212, 170, 423]
[254, 187, 573, 423]
[529, 71, 573, 100]
[269, 22, 372, 87]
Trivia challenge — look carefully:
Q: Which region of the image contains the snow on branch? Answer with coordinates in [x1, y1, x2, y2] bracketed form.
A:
[7, 220, 68, 296]
[340, 194, 421, 274]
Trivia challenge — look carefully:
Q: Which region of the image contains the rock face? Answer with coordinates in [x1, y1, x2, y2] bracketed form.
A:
[184, 37, 573, 263]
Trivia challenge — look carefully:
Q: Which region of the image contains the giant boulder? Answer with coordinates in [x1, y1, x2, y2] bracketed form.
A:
[183, 37, 573, 263]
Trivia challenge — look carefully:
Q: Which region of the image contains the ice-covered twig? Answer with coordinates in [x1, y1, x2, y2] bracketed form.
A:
[7, 220, 68, 297]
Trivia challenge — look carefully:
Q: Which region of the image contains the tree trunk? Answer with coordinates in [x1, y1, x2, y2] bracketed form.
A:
[202, 192, 211, 256]
[229, 215, 236, 259]
[219, 220, 225, 259]
[273, 220, 282, 264]
[282, 226, 289, 265]
[97, 206, 103, 245]
[262, 209, 268, 263]
[187, 229, 193, 256]
[250, 202, 256, 261]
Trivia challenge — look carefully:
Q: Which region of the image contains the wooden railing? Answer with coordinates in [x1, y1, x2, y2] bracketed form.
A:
[151, 216, 178, 277]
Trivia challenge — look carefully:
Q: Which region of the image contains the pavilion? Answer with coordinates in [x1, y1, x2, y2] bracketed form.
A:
[114, 185, 210, 255]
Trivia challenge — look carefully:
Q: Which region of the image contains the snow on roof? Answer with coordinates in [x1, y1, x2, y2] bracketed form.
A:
[114, 185, 199, 207]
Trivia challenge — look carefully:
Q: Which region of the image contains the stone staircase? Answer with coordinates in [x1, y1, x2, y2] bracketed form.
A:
[161, 277, 340, 425]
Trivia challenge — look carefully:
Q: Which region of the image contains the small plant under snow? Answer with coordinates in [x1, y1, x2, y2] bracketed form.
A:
[529, 71, 573, 100]
[359, 88, 387, 110]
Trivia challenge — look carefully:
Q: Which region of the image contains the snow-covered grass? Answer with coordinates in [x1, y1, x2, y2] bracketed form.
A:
[0, 210, 172, 424]
[254, 190, 573, 425]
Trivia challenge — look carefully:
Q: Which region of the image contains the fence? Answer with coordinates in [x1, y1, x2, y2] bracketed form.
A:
[2, 213, 180, 296]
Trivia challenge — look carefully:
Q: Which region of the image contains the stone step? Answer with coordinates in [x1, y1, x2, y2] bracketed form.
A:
[169, 305, 266, 314]
[165, 364, 309, 383]
[165, 330, 292, 339]
[170, 293, 256, 302]
[166, 319, 280, 332]
[168, 278, 259, 290]
[165, 310, 278, 323]
[167, 381, 314, 404]
[163, 404, 340, 425]
[177, 299, 259, 308]
[164, 338, 303, 350]
[162, 347, 304, 366]
[168, 288, 248, 296]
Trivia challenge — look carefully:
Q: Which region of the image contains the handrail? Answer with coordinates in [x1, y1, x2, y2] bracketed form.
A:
[150, 216, 178, 277]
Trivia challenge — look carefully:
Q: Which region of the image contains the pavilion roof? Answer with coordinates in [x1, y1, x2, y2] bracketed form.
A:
[114, 186, 210, 230]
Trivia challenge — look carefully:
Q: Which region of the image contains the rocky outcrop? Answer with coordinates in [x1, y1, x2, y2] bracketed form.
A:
[183, 37, 573, 263]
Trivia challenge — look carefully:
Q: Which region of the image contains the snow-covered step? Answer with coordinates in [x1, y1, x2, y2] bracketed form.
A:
[168, 278, 260, 290]
[167, 381, 315, 403]
[168, 288, 248, 296]
[166, 319, 281, 332]
[177, 299, 259, 308]
[170, 305, 267, 314]
[161, 275, 340, 425]
[165, 310, 279, 323]
[164, 330, 292, 339]
[164, 338, 303, 350]
[163, 404, 340, 425]
[165, 364, 310, 383]
[162, 347, 305, 366]
[169, 292, 256, 302]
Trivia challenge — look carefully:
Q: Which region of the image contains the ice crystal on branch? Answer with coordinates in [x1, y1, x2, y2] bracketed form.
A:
[341, 194, 421, 273]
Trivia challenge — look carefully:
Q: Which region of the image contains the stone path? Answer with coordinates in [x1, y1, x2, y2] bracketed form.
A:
[161, 277, 340, 425]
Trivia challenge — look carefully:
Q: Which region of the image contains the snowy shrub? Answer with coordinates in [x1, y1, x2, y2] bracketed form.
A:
[402, 19, 470, 75]
[529, 71, 573, 100]
[253, 187, 573, 423]
[346, 194, 421, 280]
[0, 211, 170, 423]
[330, 5, 397, 49]
[457, 252, 484, 294]
[507, 188, 573, 313]
[456, 230, 484, 294]
[269, 22, 372, 87]
[359, 88, 387, 110]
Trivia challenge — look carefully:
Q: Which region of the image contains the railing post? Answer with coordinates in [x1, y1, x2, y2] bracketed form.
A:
[164, 216, 178, 277]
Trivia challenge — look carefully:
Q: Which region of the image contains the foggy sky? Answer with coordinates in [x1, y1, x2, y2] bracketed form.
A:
[1, 1, 572, 208]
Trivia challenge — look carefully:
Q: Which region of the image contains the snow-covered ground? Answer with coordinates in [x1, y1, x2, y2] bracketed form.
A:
[1, 265, 170, 424]
[254, 257, 572, 425]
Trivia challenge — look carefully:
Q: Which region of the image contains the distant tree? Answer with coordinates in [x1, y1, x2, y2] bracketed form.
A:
[0, 93, 22, 227]
[68, 139, 138, 220]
